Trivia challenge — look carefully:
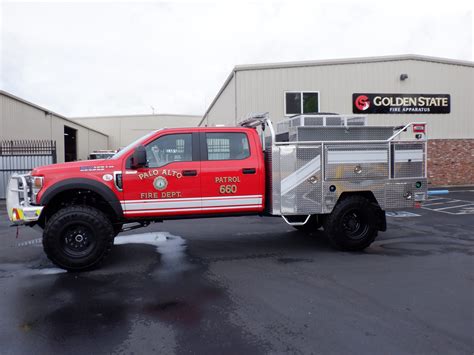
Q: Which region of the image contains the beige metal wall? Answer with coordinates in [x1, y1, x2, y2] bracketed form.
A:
[203, 76, 235, 127]
[1, 94, 53, 140]
[0, 93, 108, 162]
[73, 114, 202, 150]
[204, 60, 474, 139]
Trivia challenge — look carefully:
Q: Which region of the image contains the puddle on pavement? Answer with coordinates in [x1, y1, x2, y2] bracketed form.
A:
[115, 231, 194, 278]
[21, 267, 67, 276]
[368, 236, 473, 256]
[9, 231, 192, 278]
[277, 257, 314, 264]
[3, 230, 265, 354]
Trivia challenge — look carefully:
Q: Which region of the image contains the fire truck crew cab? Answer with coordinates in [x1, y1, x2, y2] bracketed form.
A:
[6, 114, 428, 271]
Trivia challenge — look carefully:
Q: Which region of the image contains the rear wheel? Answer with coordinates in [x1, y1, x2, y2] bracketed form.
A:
[43, 205, 114, 271]
[323, 196, 378, 251]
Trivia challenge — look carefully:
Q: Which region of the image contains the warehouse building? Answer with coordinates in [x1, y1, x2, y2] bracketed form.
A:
[0, 90, 108, 162]
[200, 55, 474, 186]
[0, 90, 110, 198]
[72, 114, 202, 150]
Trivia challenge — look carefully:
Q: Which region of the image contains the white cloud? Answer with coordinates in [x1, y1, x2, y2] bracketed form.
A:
[1, 0, 472, 117]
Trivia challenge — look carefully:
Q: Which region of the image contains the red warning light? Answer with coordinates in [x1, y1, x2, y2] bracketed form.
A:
[413, 124, 426, 133]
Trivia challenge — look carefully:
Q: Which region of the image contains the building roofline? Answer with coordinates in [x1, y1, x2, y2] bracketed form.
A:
[233, 54, 474, 71]
[199, 69, 235, 126]
[201, 54, 473, 125]
[0, 89, 109, 137]
[73, 113, 202, 120]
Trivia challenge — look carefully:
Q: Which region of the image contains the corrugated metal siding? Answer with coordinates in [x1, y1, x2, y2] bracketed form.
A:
[228, 60, 473, 139]
[88, 130, 109, 152]
[0, 94, 53, 140]
[73, 117, 121, 150]
[0, 94, 109, 162]
[204, 76, 236, 126]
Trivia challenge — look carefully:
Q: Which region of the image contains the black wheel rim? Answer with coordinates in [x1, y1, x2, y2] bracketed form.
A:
[60, 224, 97, 258]
[341, 209, 369, 240]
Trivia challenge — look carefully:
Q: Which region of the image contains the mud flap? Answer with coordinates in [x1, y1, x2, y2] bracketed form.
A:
[377, 208, 387, 231]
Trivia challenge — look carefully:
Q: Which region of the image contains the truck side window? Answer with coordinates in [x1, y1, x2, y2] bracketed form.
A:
[206, 132, 250, 160]
[146, 134, 192, 167]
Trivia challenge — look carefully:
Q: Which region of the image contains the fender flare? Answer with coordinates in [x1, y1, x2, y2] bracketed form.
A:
[39, 178, 123, 218]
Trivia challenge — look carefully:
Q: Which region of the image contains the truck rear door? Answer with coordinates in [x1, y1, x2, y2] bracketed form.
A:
[199, 130, 264, 214]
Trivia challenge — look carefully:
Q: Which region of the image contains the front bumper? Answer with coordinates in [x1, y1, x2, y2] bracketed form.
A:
[6, 174, 44, 225]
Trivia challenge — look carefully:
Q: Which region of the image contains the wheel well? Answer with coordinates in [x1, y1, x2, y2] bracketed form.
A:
[38, 189, 118, 228]
[338, 191, 379, 206]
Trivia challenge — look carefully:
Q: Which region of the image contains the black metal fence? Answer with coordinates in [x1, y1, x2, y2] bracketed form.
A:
[0, 140, 57, 199]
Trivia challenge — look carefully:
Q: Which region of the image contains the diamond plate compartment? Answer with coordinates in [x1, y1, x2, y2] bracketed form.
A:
[276, 144, 322, 215]
[321, 180, 386, 214]
[392, 142, 425, 179]
[324, 143, 389, 181]
[268, 146, 281, 215]
[385, 179, 427, 210]
[320, 179, 427, 213]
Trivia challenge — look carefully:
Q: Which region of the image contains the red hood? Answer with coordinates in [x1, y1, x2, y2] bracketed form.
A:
[31, 159, 119, 175]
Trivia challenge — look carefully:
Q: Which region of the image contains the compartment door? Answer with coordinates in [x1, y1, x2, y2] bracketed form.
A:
[280, 145, 322, 214]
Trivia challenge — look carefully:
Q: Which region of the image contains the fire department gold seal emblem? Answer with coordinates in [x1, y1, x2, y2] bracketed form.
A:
[153, 176, 168, 191]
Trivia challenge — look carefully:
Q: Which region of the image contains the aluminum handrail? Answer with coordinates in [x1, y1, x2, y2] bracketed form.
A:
[240, 113, 276, 146]
[387, 122, 427, 141]
[242, 115, 426, 149]
[275, 139, 423, 145]
[273, 122, 427, 146]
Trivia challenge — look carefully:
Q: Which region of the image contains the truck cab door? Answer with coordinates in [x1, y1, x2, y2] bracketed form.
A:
[199, 131, 264, 214]
[121, 132, 201, 218]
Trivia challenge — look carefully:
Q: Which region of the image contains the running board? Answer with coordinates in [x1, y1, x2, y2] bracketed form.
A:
[120, 221, 150, 232]
[281, 215, 311, 226]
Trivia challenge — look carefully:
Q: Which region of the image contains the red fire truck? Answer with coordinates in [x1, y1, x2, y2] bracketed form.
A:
[6, 114, 428, 271]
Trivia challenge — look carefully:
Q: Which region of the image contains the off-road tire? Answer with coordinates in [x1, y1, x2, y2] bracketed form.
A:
[293, 215, 323, 232]
[323, 196, 378, 251]
[43, 205, 114, 271]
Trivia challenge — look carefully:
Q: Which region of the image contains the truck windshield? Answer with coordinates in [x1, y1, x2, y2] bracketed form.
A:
[111, 130, 160, 159]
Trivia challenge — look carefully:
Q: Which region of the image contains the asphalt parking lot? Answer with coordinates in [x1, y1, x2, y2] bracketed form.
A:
[0, 190, 473, 355]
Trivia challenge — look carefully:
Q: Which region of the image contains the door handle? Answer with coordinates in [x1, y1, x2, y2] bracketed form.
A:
[242, 168, 256, 174]
[182, 170, 198, 177]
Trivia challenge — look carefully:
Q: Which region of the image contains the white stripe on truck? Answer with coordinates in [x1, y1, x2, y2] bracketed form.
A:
[281, 155, 321, 195]
[121, 195, 263, 211]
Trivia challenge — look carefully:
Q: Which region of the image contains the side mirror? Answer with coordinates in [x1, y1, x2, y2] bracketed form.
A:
[131, 145, 147, 169]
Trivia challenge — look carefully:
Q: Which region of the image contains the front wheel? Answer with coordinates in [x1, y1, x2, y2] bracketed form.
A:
[323, 196, 378, 251]
[43, 206, 114, 271]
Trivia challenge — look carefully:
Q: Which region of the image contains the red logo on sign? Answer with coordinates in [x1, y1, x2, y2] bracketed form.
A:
[355, 95, 370, 111]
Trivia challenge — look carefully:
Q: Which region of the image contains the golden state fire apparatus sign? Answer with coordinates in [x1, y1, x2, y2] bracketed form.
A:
[353, 93, 450, 114]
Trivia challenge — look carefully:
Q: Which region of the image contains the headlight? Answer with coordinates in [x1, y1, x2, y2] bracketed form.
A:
[31, 176, 44, 203]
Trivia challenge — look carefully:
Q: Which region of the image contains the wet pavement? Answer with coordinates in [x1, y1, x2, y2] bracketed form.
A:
[0, 190, 473, 354]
